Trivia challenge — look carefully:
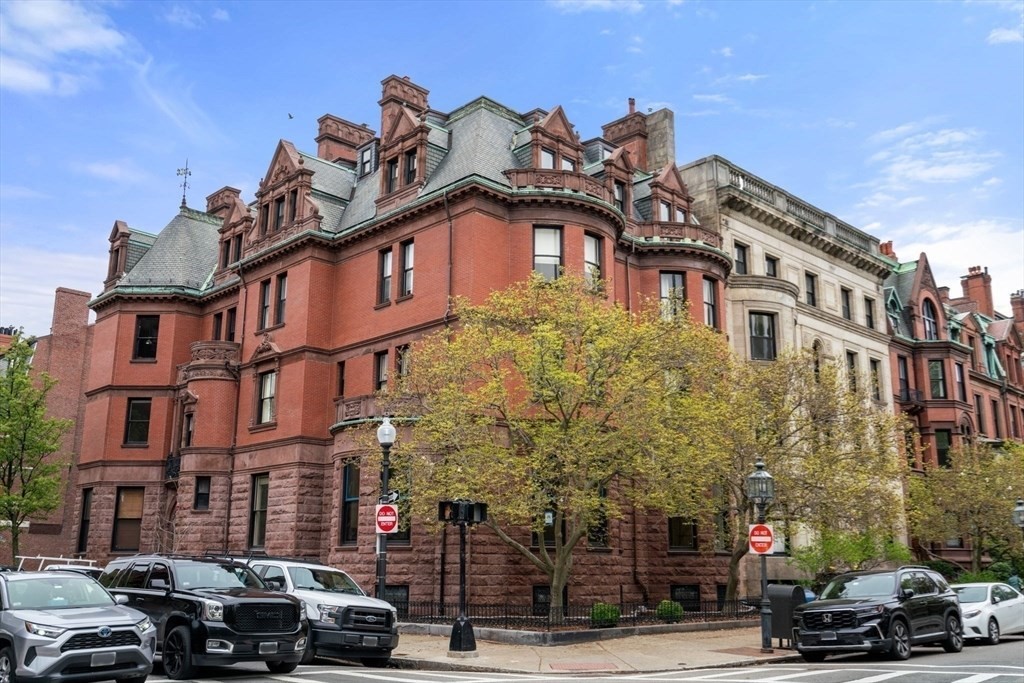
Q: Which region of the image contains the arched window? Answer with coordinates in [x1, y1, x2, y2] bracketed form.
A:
[922, 299, 939, 340]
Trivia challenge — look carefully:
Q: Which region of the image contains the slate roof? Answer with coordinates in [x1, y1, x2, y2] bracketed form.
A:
[117, 206, 222, 292]
[421, 104, 522, 194]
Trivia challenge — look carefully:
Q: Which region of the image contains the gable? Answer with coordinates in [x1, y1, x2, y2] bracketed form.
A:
[537, 105, 577, 144]
[262, 140, 302, 191]
[652, 165, 688, 196]
[381, 106, 421, 146]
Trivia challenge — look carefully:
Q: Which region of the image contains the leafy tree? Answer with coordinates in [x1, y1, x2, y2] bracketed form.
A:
[0, 332, 71, 563]
[789, 529, 911, 589]
[714, 351, 909, 600]
[381, 274, 737, 618]
[907, 441, 1024, 573]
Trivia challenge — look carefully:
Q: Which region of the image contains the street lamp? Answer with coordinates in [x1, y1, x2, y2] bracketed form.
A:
[1013, 497, 1024, 545]
[376, 416, 396, 601]
[746, 457, 775, 654]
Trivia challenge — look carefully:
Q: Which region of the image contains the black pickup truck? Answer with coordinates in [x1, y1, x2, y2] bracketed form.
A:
[98, 555, 306, 679]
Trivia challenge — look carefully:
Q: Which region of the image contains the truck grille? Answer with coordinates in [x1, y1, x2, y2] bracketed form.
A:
[803, 609, 858, 630]
[61, 630, 141, 652]
[230, 604, 300, 633]
[339, 606, 393, 633]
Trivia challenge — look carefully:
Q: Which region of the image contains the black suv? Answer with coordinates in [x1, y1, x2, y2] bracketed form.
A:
[793, 565, 963, 662]
[99, 555, 306, 679]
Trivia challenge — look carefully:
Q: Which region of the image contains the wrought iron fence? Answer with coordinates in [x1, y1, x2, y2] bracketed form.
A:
[393, 599, 758, 631]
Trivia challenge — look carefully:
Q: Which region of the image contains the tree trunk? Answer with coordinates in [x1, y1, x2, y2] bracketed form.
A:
[9, 526, 21, 566]
[725, 540, 747, 602]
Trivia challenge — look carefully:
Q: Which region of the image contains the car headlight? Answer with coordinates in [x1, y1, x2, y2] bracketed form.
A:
[203, 599, 224, 621]
[25, 621, 66, 638]
[962, 608, 981, 619]
[135, 616, 153, 632]
[855, 605, 885, 619]
[317, 604, 338, 623]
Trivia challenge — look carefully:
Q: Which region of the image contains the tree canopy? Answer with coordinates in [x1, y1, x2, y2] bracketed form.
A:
[0, 332, 71, 563]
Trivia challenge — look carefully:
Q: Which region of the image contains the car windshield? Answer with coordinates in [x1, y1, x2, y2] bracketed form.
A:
[8, 575, 116, 610]
[819, 573, 895, 600]
[175, 562, 265, 590]
[288, 566, 365, 595]
[952, 585, 988, 603]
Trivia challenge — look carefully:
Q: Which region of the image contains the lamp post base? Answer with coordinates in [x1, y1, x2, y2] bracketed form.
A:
[448, 615, 477, 654]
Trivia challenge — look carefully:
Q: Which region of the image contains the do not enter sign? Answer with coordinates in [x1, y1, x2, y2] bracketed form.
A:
[376, 504, 399, 534]
[749, 523, 774, 554]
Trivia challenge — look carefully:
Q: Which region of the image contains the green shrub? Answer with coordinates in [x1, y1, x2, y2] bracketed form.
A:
[590, 602, 620, 627]
[655, 599, 684, 622]
[922, 559, 960, 580]
[987, 561, 1013, 581]
[956, 570, 999, 583]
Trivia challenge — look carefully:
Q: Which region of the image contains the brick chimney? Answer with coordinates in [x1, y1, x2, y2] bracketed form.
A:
[960, 266, 994, 317]
[316, 114, 375, 167]
[379, 75, 428, 140]
[880, 240, 897, 259]
[1011, 290, 1024, 338]
[602, 98, 651, 172]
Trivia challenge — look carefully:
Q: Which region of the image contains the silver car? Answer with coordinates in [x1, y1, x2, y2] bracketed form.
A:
[0, 571, 156, 683]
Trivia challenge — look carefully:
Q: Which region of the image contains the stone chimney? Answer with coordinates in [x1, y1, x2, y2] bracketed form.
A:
[938, 286, 950, 304]
[379, 75, 428, 140]
[1011, 290, 1024, 337]
[880, 241, 897, 260]
[960, 266, 994, 318]
[316, 114, 375, 167]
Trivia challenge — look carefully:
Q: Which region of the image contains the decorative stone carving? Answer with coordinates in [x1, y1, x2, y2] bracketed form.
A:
[536, 173, 564, 187]
[250, 333, 280, 361]
[343, 399, 363, 419]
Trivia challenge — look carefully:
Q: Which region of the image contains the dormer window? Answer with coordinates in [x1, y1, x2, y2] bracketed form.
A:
[541, 148, 556, 169]
[260, 205, 270, 236]
[676, 207, 687, 223]
[613, 182, 625, 212]
[923, 299, 939, 340]
[360, 148, 373, 176]
[289, 189, 298, 222]
[660, 201, 671, 222]
[561, 156, 575, 172]
[386, 158, 399, 193]
[404, 149, 417, 185]
[273, 197, 285, 231]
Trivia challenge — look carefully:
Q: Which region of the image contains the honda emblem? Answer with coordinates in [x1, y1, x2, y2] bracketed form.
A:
[822, 613, 832, 624]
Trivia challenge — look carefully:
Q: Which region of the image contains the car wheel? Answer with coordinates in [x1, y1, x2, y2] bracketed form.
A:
[162, 625, 195, 680]
[800, 652, 827, 663]
[985, 617, 1000, 645]
[889, 619, 912, 660]
[360, 657, 390, 668]
[266, 661, 298, 674]
[941, 614, 963, 653]
[0, 645, 17, 683]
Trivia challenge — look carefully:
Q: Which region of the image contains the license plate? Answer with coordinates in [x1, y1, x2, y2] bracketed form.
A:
[259, 642, 279, 654]
[91, 652, 116, 667]
[820, 630, 837, 641]
[363, 636, 378, 647]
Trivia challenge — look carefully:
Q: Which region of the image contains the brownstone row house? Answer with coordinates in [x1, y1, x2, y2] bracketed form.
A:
[6, 76, 1022, 604]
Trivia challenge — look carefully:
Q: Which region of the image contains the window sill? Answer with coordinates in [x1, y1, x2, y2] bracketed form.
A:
[668, 549, 700, 555]
[249, 422, 277, 433]
[396, 293, 414, 303]
[586, 546, 613, 553]
[130, 358, 157, 364]
[122, 443, 149, 449]
[375, 300, 391, 310]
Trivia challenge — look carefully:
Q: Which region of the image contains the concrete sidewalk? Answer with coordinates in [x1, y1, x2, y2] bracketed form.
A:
[391, 625, 803, 674]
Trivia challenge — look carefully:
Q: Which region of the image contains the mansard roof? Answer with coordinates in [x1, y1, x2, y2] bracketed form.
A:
[116, 206, 222, 293]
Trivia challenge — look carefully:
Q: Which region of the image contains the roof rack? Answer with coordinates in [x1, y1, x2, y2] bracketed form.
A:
[16, 555, 97, 571]
[204, 549, 325, 565]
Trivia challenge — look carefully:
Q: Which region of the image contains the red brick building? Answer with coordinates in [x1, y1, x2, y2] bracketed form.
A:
[72, 76, 735, 609]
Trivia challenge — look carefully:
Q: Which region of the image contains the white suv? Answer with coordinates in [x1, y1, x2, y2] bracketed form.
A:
[246, 557, 398, 667]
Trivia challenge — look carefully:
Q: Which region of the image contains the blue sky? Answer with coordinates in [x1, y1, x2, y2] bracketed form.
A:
[1, 0, 1022, 338]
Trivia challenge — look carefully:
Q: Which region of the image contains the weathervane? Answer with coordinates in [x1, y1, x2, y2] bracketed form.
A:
[176, 159, 191, 208]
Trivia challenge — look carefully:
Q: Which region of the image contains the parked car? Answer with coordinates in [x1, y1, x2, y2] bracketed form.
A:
[793, 565, 963, 662]
[244, 556, 398, 667]
[0, 570, 156, 683]
[98, 555, 306, 679]
[952, 582, 1024, 645]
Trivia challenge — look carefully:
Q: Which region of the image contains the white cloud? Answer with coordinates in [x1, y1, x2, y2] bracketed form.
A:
[164, 4, 203, 29]
[714, 46, 734, 57]
[132, 57, 225, 144]
[982, 177, 1003, 187]
[71, 158, 150, 184]
[0, 184, 48, 200]
[693, 93, 732, 103]
[735, 73, 767, 83]
[0, 246, 105, 337]
[988, 26, 1023, 43]
[549, 0, 645, 14]
[627, 34, 644, 53]
[211, 8, 230, 22]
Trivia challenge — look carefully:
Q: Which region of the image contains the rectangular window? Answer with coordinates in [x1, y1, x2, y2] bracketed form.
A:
[340, 461, 359, 545]
[232, 235, 243, 262]
[257, 370, 276, 424]
[273, 196, 285, 231]
[968, 336, 977, 370]
[659, 201, 671, 222]
[992, 399, 1000, 438]
[336, 361, 345, 397]
[613, 182, 625, 212]
[675, 207, 687, 223]
[584, 234, 602, 285]
[404, 149, 417, 185]
[561, 156, 575, 172]
[374, 351, 389, 392]
[765, 255, 778, 278]
[846, 351, 858, 391]
[274, 273, 287, 326]
[181, 412, 194, 448]
[805, 273, 818, 307]
[929, 360, 947, 399]
[124, 398, 152, 445]
[212, 312, 223, 341]
[734, 243, 748, 275]
[400, 240, 414, 297]
[671, 584, 701, 611]
[220, 241, 230, 269]
[898, 356, 910, 400]
[397, 345, 411, 378]
[750, 312, 777, 361]
[249, 474, 269, 548]
[225, 307, 237, 342]
[955, 363, 966, 401]
[76, 488, 92, 553]
[935, 430, 952, 468]
[194, 476, 211, 510]
[540, 148, 555, 169]
[133, 315, 159, 360]
[386, 158, 399, 193]
[259, 279, 271, 330]
[360, 148, 373, 176]
[260, 204, 269, 236]
[533, 226, 562, 281]
[668, 517, 698, 551]
[870, 358, 882, 400]
[289, 189, 298, 223]
[112, 487, 144, 552]
[841, 288, 852, 320]
[703, 277, 718, 329]
[864, 297, 875, 329]
[660, 272, 685, 318]
[378, 249, 392, 303]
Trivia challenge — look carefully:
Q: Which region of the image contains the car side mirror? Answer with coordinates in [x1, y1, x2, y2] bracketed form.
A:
[991, 595, 1000, 604]
[149, 578, 169, 590]
[265, 579, 282, 591]
[900, 588, 915, 600]
[115, 594, 129, 605]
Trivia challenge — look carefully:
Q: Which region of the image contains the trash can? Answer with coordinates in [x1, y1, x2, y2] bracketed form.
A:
[767, 584, 805, 647]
